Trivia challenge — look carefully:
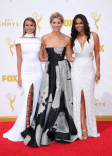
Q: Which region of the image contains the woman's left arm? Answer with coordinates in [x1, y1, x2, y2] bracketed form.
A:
[93, 32, 100, 81]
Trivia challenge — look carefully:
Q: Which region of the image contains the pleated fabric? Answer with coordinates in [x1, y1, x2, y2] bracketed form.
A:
[21, 47, 78, 147]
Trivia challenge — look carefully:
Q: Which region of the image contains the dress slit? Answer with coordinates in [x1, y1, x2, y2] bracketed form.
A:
[3, 38, 43, 142]
[80, 90, 86, 125]
[26, 84, 34, 128]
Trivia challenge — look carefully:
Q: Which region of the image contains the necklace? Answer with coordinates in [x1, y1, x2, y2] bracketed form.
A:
[24, 33, 34, 37]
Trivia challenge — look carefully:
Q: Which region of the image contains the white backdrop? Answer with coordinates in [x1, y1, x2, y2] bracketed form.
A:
[0, 0, 112, 116]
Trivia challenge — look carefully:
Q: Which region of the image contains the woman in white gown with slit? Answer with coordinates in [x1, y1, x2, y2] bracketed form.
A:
[3, 17, 43, 141]
[71, 14, 100, 140]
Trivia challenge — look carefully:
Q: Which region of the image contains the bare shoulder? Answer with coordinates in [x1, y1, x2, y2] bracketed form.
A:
[61, 33, 70, 41]
[91, 32, 99, 39]
[64, 35, 71, 44]
[41, 33, 51, 42]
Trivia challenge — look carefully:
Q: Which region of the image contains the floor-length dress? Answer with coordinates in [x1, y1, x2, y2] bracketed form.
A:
[3, 38, 43, 141]
[21, 47, 78, 147]
[71, 33, 100, 139]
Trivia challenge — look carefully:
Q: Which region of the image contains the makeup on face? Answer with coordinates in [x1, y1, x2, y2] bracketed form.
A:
[24, 20, 35, 34]
[50, 18, 62, 32]
[75, 18, 84, 32]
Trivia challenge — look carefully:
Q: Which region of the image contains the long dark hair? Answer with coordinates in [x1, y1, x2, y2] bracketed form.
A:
[71, 14, 90, 48]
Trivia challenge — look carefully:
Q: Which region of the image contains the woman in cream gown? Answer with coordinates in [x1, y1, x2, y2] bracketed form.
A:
[3, 17, 43, 141]
[71, 14, 100, 140]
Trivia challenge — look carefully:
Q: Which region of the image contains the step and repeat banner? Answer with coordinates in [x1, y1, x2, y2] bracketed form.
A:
[0, 0, 112, 116]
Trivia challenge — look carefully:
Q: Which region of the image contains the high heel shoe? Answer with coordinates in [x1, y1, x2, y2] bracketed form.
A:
[82, 129, 88, 140]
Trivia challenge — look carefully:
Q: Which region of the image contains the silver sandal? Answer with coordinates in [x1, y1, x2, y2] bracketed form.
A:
[82, 129, 88, 140]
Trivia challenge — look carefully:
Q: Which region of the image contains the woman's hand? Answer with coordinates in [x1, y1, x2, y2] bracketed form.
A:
[95, 71, 100, 82]
[92, 55, 94, 60]
[18, 77, 22, 87]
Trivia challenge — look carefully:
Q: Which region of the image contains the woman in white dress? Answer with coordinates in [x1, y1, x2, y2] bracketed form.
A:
[71, 14, 100, 140]
[3, 17, 43, 141]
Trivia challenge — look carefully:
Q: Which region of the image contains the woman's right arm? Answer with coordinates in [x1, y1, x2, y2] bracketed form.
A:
[16, 44, 22, 87]
[65, 36, 75, 62]
[39, 36, 48, 62]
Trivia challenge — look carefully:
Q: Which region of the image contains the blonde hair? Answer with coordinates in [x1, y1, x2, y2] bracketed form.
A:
[50, 12, 64, 23]
[23, 17, 36, 36]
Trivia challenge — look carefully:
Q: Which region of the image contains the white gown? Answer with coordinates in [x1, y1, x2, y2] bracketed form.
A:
[3, 37, 43, 141]
[71, 33, 100, 139]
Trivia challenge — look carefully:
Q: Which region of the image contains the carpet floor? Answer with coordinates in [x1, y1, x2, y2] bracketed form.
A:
[0, 121, 112, 156]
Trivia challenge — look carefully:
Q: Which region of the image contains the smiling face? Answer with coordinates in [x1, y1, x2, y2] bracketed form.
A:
[24, 20, 36, 34]
[75, 18, 84, 33]
[50, 18, 63, 32]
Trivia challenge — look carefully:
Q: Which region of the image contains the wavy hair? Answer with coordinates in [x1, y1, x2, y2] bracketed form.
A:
[71, 14, 90, 48]
[50, 12, 64, 23]
[23, 17, 36, 36]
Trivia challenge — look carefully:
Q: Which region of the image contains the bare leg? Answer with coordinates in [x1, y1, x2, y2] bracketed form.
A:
[80, 90, 87, 138]
[26, 84, 34, 128]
